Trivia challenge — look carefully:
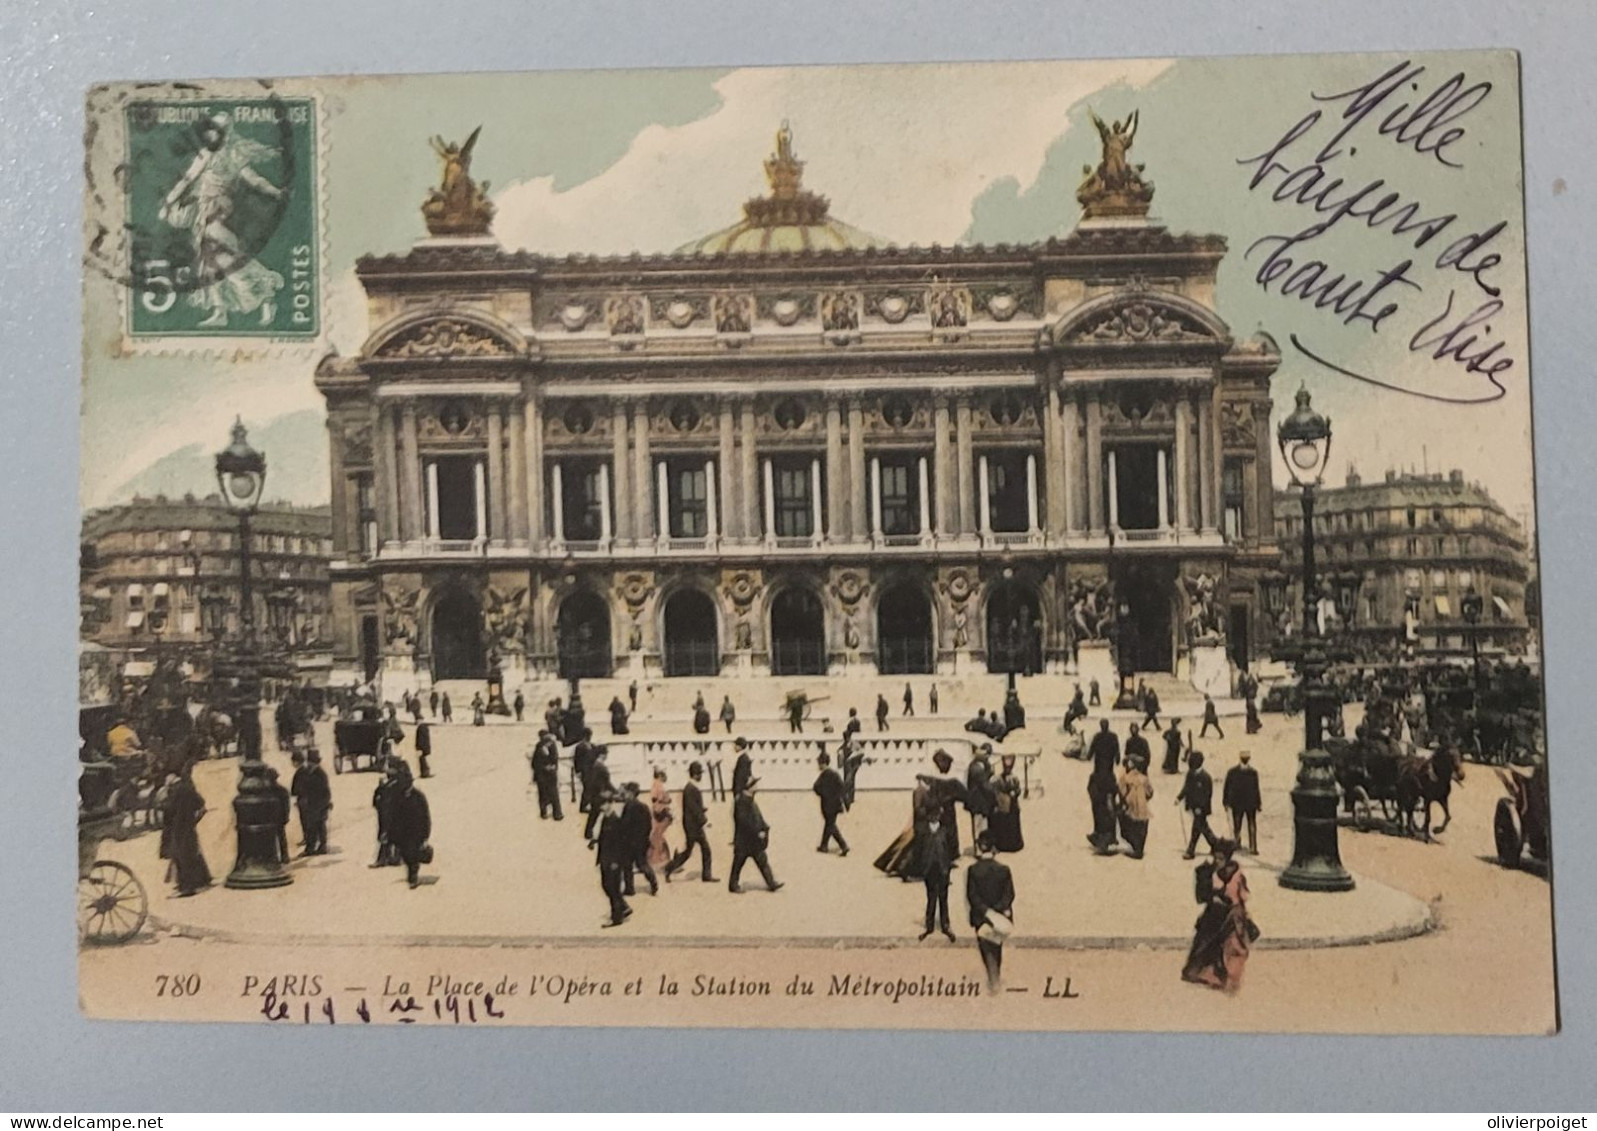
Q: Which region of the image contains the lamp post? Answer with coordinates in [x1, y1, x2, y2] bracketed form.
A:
[216, 419, 291, 890]
[1461, 584, 1484, 692]
[1276, 387, 1354, 892]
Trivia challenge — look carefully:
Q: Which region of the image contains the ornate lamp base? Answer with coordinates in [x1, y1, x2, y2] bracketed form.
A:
[225, 761, 292, 890]
[1279, 747, 1355, 892]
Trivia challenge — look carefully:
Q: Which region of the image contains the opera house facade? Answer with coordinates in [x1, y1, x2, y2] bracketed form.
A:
[314, 123, 1283, 692]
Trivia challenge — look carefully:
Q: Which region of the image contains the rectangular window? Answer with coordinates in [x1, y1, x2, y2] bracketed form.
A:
[669, 462, 708, 539]
[436, 455, 481, 541]
[1222, 458, 1246, 540]
[879, 459, 917, 535]
[355, 473, 378, 556]
[986, 451, 1029, 533]
[773, 460, 814, 538]
[560, 462, 606, 542]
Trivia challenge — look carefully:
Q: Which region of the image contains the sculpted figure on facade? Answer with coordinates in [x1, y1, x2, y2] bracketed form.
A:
[422, 127, 494, 237]
[1070, 576, 1115, 641]
[713, 291, 753, 335]
[1182, 571, 1226, 645]
[605, 294, 645, 337]
[1077, 108, 1154, 218]
[483, 585, 530, 655]
[381, 587, 420, 648]
[821, 290, 859, 333]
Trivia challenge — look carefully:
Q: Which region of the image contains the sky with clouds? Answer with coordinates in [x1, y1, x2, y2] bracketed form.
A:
[82, 52, 1535, 527]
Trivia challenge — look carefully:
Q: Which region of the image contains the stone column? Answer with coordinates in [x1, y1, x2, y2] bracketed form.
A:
[507, 404, 527, 544]
[327, 417, 349, 553]
[1026, 451, 1040, 534]
[918, 456, 931, 538]
[610, 401, 632, 543]
[524, 396, 545, 544]
[1156, 446, 1170, 530]
[597, 461, 612, 544]
[400, 403, 422, 544]
[656, 460, 670, 542]
[740, 398, 759, 542]
[1256, 400, 1276, 543]
[762, 458, 777, 541]
[977, 454, 992, 536]
[719, 402, 738, 541]
[955, 396, 974, 535]
[1197, 394, 1216, 533]
[377, 405, 399, 547]
[473, 459, 488, 541]
[426, 461, 441, 540]
[550, 462, 565, 546]
[1243, 454, 1259, 541]
[1044, 381, 1066, 535]
[631, 401, 652, 540]
[1061, 390, 1082, 533]
[932, 396, 952, 537]
[1086, 391, 1104, 535]
[1209, 384, 1225, 535]
[810, 457, 824, 540]
[705, 458, 719, 541]
[847, 399, 867, 538]
[486, 404, 506, 544]
[825, 399, 845, 541]
[869, 456, 883, 538]
[1174, 394, 1193, 532]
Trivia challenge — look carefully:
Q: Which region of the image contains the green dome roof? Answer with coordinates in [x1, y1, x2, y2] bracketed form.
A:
[675, 122, 888, 256]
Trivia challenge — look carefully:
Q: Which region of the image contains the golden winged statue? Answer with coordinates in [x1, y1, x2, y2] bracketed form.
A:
[422, 126, 495, 237]
[1077, 108, 1155, 219]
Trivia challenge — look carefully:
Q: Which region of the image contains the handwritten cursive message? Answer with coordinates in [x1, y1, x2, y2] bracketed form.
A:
[1237, 59, 1518, 403]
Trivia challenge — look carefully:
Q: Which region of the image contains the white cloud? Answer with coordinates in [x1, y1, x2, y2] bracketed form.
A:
[492, 59, 1173, 255]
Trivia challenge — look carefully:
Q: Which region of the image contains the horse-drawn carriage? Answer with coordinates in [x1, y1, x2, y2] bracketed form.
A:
[332, 711, 388, 774]
[1326, 726, 1463, 840]
[77, 704, 148, 945]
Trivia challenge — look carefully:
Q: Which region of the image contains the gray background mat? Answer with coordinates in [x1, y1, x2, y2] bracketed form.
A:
[3, 0, 1593, 1110]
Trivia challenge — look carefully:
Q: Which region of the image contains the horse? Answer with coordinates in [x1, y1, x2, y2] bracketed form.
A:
[1395, 746, 1465, 840]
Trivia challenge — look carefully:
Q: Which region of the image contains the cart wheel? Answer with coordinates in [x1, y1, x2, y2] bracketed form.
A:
[1493, 798, 1523, 868]
[1352, 786, 1375, 832]
[78, 861, 148, 945]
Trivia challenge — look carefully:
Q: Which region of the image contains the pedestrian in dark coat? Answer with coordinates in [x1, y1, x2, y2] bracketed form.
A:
[513, 690, 525, 722]
[609, 696, 629, 735]
[1088, 677, 1101, 707]
[875, 693, 890, 732]
[387, 765, 432, 888]
[842, 708, 861, 745]
[628, 680, 639, 712]
[1086, 719, 1121, 853]
[1200, 695, 1225, 739]
[729, 779, 782, 893]
[719, 695, 736, 734]
[1162, 719, 1185, 775]
[532, 732, 563, 820]
[440, 692, 452, 723]
[1178, 750, 1219, 859]
[966, 835, 1016, 991]
[664, 761, 716, 882]
[928, 683, 939, 714]
[265, 766, 292, 865]
[1222, 751, 1261, 854]
[731, 738, 754, 797]
[371, 761, 402, 867]
[595, 793, 632, 927]
[964, 745, 996, 847]
[292, 749, 332, 855]
[415, 721, 433, 779]
[619, 783, 658, 896]
[1124, 724, 1152, 774]
[160, 765, 212, 896]
[917, 812, 956, 941]
[693, 700, 712, 735]
[902, 682, 915, 717]
[812, 753, 850, 855]
[581, 748, 612, 843]
[1142, 687, 1162, 731]
[840, 738, 866, 811]
[429, 689, 439, 718]
[1065, 684, 1088, 728]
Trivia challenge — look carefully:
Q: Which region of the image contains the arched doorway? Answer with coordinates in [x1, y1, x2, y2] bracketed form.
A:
[986, 580, 1044, 675]
[556, 591, 612, 680]
[877, 584, 933, 674]
[662, 589, 719, 677]
[431, 589, 485, 680]
[1112, 561, 1175, 674]
[769, 587, 826, 676]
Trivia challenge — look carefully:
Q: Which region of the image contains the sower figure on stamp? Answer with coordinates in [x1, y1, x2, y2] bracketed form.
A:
[1178, 750, 1219, 860]
[1223, 751, 1260, 854]
[729, 777, 783, 894]
[664, 761, 716, 883]
[813, 752, 850, 856]
[966, 834, 1015, 992]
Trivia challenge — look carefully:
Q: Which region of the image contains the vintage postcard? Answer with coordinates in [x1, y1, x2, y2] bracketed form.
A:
[78, 52, 1553, 1033]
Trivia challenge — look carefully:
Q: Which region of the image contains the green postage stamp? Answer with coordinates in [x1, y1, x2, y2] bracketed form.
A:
[87, 87, 321, 346]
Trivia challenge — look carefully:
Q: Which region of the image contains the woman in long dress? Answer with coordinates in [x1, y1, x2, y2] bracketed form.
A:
[874, 780, 931, 881]
[648, 768, 674, 869]
[988, 754, 1025, 853]
[159, 764, 212, 897]
[1182, 840, 1253, 992]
